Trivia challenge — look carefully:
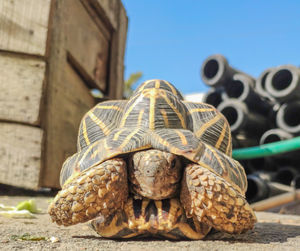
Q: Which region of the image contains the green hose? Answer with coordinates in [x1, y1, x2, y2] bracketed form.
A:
[232, 136, 300, 160]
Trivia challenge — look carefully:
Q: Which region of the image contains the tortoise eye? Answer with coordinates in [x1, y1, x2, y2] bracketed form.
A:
[171, 159, 177, 168]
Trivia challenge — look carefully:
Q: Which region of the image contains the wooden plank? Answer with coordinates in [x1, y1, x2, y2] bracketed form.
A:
[0, 0, 51, 56]
[42, 62, 96, 188]
[0, 123, 43, 189]
[63, 0, 110, 92]
[115, 4, 127, 99]
[108, 3, 127, 99]
[0, 53, 45, 125]
[95, 0, 119, 30]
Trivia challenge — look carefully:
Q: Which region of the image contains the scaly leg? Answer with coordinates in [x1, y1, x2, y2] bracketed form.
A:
[48, 158, 128, 226]
[181, 164, 257, 234]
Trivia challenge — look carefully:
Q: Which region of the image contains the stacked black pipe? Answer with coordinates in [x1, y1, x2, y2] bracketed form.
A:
[201, 54, 300, 203]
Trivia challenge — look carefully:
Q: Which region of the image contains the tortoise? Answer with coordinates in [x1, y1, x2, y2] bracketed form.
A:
[48, 79, 256, 239]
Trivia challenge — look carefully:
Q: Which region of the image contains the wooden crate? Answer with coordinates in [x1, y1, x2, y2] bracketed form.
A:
[0, 0, 127, 189]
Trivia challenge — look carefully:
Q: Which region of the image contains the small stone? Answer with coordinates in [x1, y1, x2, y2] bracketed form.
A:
[49, 236, 60, 243]
[200, 175, 208, 181]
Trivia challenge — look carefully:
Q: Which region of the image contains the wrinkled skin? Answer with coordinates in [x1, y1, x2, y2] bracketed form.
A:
[129, 149, 182, 200]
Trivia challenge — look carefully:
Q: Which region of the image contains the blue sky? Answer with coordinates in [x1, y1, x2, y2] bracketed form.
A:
[122, 0, 300, 95]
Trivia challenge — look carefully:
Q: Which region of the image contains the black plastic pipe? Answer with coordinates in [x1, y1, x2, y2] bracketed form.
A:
[265, 65, 300, 102]
[202, 87, 226, 108]
[292, 175, 300, 189]
[276, 101, 300, 134]
[201, 54, 254, 87]
[273, 166, 299, 186]
[246, 174, 292, 203]
[246, 174, 270, 202]
[224, 74, 272, 115]
[218, 99, 268, 136]
[255, 68, 276, 101]
[259, 128, 293, 145]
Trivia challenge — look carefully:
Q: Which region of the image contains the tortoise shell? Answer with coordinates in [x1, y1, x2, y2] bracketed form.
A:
[60, 79, 246, 194]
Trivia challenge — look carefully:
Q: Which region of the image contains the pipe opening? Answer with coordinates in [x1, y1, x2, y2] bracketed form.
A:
[226, 80, 244, 98]
[294, 176, 300, 189]
[220, 106, 238, 126]
[272, 69, 293, 91]
[274, 169, 295, 185]
[283, 103, 300, 127]
[246, 178, 258, 201]
[205, 92, 222, 107]
[263, 134, 281, 144]
[203, 59, 219, 79]
[248, 158, 265, 170]
[261, 72, 269, 90]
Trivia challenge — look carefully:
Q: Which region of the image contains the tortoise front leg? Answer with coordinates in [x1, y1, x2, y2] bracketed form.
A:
[180, 164, 257, 234]
[48, 158, 128, 226]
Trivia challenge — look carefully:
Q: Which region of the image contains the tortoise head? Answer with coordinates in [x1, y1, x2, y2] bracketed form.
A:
[129, 149, 182, 200]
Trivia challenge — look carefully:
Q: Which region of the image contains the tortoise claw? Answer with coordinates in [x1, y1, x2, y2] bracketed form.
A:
[48, 158, 128, 226]
[180, 164, 257, 234]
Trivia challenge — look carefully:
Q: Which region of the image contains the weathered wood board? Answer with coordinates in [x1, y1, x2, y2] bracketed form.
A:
[94, 0, 119, 30]
[42, 62, 96, 188]
[0, 0, 51, 56]
[0, 123, 43, 189]
[64, 0, 110, 92]
[0, 53, 45, 125]
[0, 0, 127, 190]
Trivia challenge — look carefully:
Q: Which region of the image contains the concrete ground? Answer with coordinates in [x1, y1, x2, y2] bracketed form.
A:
[0, 195, 300, 251]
